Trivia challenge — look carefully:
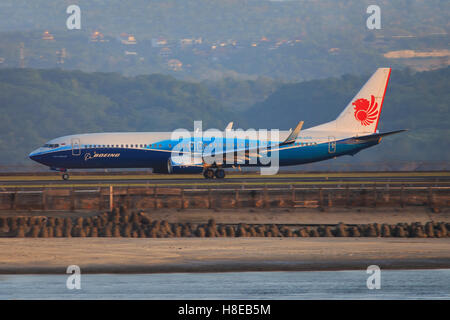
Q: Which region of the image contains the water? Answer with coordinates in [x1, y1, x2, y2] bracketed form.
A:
[1, 269, 449, 300]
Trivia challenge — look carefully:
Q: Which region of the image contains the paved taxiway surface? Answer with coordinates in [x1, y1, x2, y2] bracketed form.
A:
[0, 172, 448, 189]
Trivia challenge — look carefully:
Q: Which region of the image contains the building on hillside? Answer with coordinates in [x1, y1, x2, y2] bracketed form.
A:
[152, 37, 168, 48]
[121, 34, 137, 45]
[180, 37, 202, 47]
[56, 48, 66, 64]
[167, 59, 183, 71]
[42, 31, 55, 41]
[159, 47, 172, 57]
[91, 31, 107, 42]
[328, 47, 340, 54]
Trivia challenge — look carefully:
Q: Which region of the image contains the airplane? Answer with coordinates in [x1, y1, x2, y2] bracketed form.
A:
[29, 68, 405, 180]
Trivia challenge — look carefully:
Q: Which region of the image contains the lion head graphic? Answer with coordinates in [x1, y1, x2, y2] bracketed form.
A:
[352, 95, 378, 126]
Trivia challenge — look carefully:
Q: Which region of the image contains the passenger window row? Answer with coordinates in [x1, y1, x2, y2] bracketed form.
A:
[76, 142, 318, 149]
[82, 144, 172, 149]
[295, 142, 317, 146]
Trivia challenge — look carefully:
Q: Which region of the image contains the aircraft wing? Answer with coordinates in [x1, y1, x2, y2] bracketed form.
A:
[280, 121, 304, 146]
[202, 121, 304, 164]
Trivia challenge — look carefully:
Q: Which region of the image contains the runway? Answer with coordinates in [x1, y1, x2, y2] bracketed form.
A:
[0, 171, 448, 189]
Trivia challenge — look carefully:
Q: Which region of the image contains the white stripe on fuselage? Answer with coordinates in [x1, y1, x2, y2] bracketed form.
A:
[43, 125, 371, 151]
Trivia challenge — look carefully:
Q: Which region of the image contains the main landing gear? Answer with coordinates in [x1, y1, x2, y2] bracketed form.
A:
[62, 173, 70, 180]
[203, 168, 225, 179]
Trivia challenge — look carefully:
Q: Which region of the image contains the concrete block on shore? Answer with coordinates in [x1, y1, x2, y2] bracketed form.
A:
[1, 206, 449, 239]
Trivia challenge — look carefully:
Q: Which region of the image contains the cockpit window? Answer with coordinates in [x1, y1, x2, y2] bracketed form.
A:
[43, 144, 59, 149]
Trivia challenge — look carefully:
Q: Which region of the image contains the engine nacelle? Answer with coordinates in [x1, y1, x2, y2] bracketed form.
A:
[171, 166, 203, 174]
[152, 158, 203, 174]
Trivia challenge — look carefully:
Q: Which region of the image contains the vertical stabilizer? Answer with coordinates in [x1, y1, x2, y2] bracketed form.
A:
[334, 68, 391, 133]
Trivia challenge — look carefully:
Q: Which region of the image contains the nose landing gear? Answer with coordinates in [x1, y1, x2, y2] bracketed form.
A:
[203, 168, 225, 179]
[51, 168, 69, 180]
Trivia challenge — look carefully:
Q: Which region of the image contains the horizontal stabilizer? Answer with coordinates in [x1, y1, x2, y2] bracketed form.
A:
[355, 129, 407, 141]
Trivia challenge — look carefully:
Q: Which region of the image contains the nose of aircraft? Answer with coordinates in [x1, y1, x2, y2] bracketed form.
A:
[29, 149, 41, 161]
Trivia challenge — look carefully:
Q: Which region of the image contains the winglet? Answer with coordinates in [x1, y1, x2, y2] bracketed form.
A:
[225, 122, 233, 131]
[281, 121, 304, 145]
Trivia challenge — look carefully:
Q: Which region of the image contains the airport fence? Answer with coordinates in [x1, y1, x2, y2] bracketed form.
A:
[0, 185, 448, 212]
[0, 161, 449, 173]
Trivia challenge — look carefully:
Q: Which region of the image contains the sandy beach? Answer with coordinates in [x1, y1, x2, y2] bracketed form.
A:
[0, 238, 449, 274]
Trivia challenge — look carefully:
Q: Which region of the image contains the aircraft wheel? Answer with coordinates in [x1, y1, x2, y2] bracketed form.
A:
[215, 169, 225, 179]
[62, 173, 70, 181]
[203, 169, 215, 179]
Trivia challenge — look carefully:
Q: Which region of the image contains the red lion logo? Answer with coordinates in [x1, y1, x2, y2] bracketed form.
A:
[352, 95, 378, 126]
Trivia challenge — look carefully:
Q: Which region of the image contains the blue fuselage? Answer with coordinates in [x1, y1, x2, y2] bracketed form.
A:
[29, 132, 379, 172]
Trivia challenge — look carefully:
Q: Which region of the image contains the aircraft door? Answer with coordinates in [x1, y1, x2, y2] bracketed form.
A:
[72, 138, 81, 156]
[328, 136, 336, 154]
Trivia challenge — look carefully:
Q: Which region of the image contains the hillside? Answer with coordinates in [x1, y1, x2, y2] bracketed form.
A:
[1, 1, 447, 41]
[0, 68, 234, 164]
[0, 67, 448, 166]
[0, 1, 448, 80]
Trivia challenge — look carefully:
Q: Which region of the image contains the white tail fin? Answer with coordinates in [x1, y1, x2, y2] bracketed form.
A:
[334, 68, 391, 133]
